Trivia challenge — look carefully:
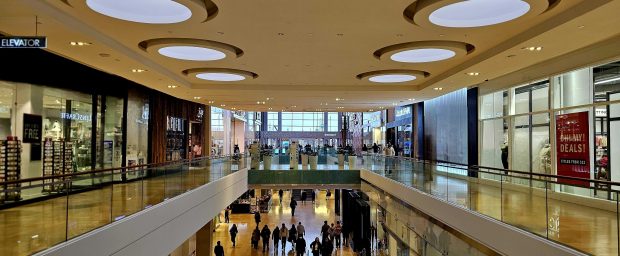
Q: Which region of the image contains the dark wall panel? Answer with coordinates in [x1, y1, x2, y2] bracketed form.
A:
[424, 89, 469, 164]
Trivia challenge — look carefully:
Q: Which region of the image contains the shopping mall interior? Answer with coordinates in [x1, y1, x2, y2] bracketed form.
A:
[1, 0, 620, 255]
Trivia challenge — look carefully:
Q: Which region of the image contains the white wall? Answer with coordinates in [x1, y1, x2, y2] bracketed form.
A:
[36, 169, 249, 256]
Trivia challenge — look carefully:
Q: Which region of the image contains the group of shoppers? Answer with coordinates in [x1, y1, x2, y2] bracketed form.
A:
[363, 143, 395, 156]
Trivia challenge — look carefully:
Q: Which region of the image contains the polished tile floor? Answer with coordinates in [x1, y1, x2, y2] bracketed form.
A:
[212, 190, 359, 256]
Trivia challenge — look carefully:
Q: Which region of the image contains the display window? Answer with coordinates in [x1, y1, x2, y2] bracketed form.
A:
[479, 60, 620, 197]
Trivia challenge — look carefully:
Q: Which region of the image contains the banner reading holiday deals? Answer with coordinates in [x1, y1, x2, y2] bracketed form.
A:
[555, 111, 590, 186]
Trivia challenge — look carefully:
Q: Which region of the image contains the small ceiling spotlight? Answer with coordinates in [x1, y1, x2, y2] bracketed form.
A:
[208, 101, 215, 104]
[434, 87, 443, 91]
[132, 69, 147, 73]
[193, 96, 201, 100]
[70, 41, 92, 46]
[220, 104, 226, 107]
[167, 85, 177, 88]
[408, 98, 415, 101]
[522, 46, 543, 51]
[467, 72, 480, 76]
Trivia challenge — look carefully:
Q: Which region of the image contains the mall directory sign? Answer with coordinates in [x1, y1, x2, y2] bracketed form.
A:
[0, 36, 47, 48]
[555, 111, 590, 186]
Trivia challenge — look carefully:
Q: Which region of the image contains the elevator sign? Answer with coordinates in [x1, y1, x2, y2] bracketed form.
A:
[0, 36, 47, 48]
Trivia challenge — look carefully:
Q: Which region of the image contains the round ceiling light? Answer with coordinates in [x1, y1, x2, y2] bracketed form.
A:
[86, 0, 192, 24]
[357, 70, 429, 84]
[429, 0, 530, 28]
[184, 68, 258, 82]
[369, 75, 416, 83]
[158, 46, 225, 61]
[196, 73, 245, 82]
[390, 48, 456, 63]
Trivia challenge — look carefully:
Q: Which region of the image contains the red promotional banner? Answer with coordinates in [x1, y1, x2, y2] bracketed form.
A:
[555, 112, 590, 186]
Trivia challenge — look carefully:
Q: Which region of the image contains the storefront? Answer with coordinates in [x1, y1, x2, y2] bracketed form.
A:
[387, 105, 413, 157]
[362, 111, 385, 149]
[479, 60, 620, 196]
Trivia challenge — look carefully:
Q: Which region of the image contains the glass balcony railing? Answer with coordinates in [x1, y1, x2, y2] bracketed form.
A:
[359, 154, 619, 256]
[248, 169, 360, 185]
[0, 154, 250, 256]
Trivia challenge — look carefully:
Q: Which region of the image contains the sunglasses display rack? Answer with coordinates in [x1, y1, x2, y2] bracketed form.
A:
[42, 138, 73, 193]
[1, 136, 22, 202]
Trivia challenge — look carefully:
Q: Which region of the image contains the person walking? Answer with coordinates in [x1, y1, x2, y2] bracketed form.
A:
[295, 235, 307, 256]
[280, 224, 289, 251]
[229, 224, 238, 247]
[290, 198, 298, 217]
[372, 143, 379, 154]
[279, 189, 284, 205]
[261, 225, 271, 252]
[320, 221, 330, 241]
[289, 224, 297, 250]
[328, 223, 335, 241]
[254, 211, 261, 226]
[321, 237, 334, 256]
[310, 237, 322, 256]
[297, 222, 305, 238]
[214, 241, 224, 256]
[224, 208, 230, 223]
[334, 221, 342, 248]
[272, 225, 281, 252]
[301, 191, 307, 205]
[311, 190, 316, 205]
[251, 227, 261, 249]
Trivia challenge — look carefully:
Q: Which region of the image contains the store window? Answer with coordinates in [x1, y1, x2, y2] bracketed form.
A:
[126, 88, 149, 168]
[553, 67, 592, 109]
[480, 91, 507, 119]
[0, 82, 15, 138]
[211, 107, 224, 156]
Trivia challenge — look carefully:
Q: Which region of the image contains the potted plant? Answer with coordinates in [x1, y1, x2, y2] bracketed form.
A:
[309, 151, 318, 170]
[348, 152, 357, 170]
[262, 150, 272, 170]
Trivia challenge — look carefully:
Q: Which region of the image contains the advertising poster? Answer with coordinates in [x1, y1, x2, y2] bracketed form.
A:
[555, 111, 590, 186]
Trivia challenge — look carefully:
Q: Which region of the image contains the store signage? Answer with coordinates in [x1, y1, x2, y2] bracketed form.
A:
[60, 112, 91, 121]
[395, 106, 411, 119]
[23, 114, 42, 143]
[167, 116, 184, 132]
[0, 36, 47, 48]
[196, 107, 205, 122]
[555, 112, 590, 186]
[595, 108, 607, 117]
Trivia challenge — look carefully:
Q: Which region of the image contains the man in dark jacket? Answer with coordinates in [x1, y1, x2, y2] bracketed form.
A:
[261, 225, 271, 252]
[320, 221, 330, 240]
[321, 237, 333, 256]
[214, 241, 224, 256]
[290, 199, 298, 217]
[279, 189, 284, 205]
[295, 235, 307, 256]
[272, 226, 281, 251]
[254, 211, 261, 226]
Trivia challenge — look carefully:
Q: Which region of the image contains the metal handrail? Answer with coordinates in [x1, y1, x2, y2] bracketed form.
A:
[0, 154, 248, 187]
[363, 154, 620, 188]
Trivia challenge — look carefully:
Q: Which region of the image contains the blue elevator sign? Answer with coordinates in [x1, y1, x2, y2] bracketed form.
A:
[0, 36, 47, 48]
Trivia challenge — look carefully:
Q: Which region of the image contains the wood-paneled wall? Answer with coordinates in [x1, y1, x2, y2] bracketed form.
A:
[150, 92, 207, 163]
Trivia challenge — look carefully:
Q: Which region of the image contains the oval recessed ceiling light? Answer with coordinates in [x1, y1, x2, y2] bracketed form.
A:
[184, 68, 258, 82]
[391, 48, 456, 63]
[429, 0, 530, 28]
[357, 70, 429, 84]
[369, 74, 416, 83]
[158, 46, 225, 61]
[86, 0, 192, 24]
[197, 73, 245, 81]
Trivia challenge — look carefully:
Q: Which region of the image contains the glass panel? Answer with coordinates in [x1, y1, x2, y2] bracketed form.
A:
[480, 118, 508, 175]
[512, 115, 530, 174]
[593, 60, 620, 103]
[126, 89, 149, 179]
[554, 67, 592, 109]
[501, 176, 547, 237]
[0, 83, 15, 138]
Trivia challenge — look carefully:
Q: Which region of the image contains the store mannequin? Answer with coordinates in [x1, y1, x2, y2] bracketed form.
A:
[500, 141, 509, 170]
[539, 141, 551, 174]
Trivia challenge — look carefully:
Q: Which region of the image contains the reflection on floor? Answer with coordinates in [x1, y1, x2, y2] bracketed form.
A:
[213, 190, 358, 256]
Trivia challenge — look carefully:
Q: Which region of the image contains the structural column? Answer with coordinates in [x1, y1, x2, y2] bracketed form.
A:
[196, 219, 215, 256]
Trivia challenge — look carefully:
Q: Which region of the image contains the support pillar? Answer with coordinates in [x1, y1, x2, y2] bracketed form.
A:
[335, 189, 341, 216]
[196, 219, 215, 256]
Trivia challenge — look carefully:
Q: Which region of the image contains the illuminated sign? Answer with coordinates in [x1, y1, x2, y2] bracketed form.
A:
[395, 106, 411, 118]
[0, 36, 47, 48]
[61, 112, 91, 121]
